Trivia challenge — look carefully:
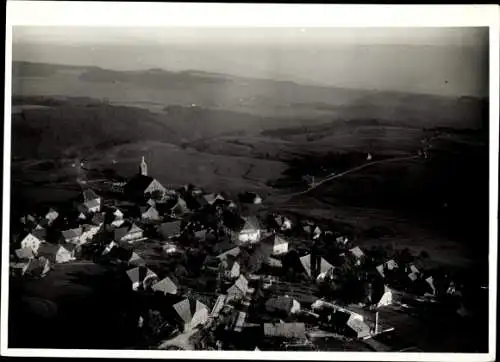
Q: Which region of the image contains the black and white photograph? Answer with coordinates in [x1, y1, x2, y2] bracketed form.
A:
[2, 2, 498, 360]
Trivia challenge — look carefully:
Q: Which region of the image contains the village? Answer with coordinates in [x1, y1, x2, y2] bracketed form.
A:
[9, 155, 480, 351]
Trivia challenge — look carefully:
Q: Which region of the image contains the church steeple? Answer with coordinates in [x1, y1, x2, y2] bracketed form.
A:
[140, 156, 148, 176]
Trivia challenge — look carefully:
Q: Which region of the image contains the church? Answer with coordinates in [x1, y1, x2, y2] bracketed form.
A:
[124, 156, 167, 201]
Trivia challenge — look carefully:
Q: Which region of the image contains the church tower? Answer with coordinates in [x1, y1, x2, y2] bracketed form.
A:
[139, 156, 148, 176]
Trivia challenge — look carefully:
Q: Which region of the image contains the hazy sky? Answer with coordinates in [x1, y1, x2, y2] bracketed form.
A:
[12, 27, 489, 97]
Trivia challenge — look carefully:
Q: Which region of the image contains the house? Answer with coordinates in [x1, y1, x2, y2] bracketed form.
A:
[262, 234, 289, 256]
[349, 246, 365, 265]
[114, 223, 144, 244]
[346, 314, 371, 339]
[265, 296, 301, 315]
[171, 197, 190, 217]
[158, 220, 182, 240]
[376, 285, 393, 307]
[316, 257, 335, 282]
[45, 208, 59, 225]
[78, 212, 87, 221]
[10, 261, 31, 277]
[202, 193, 226, 206]
[37, 243, 74, 264]
[210, 294, 227, 318]
[263, 323, 306, 340]
[265, 256, 283, 268]
[303, 225, 322, 239]
[24, 257, 51, 278]
[299, 254, 313, 278]
[102, 241, 119, 256]
[172, 297, 209, 331]
[20, 214, 37, 226]
[376, 259, 399, 278]
[61, 227, 83, 244]
[407, 264, 420, 282]
[82, 188, 101, 213]
[233, 311, 247, 332]
[141, 205, 161, 222]
[220, 256, 241, 279]
[425, 276, 437, 296]
[79, 224, 102, 245]
[336, 236, 349, 245]
[14, 247, 35, 261]
[227, 275, 250, 300]
[237, 216, 262, 243]
[152, 276, 178, 295]
[126, 266, 159, 291]
[19, 233, 44, 254]
[216, 246, 241, 260]
[163, 242, 181, 255]
[128, 251, 146, 267]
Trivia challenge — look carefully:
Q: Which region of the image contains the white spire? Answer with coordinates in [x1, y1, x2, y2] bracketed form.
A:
[140, 156, 148, 176]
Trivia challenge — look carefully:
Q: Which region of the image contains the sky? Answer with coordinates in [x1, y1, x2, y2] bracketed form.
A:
[12, 27, 489, 97]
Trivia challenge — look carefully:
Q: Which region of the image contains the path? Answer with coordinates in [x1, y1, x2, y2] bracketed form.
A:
[274, 155, 420, 201]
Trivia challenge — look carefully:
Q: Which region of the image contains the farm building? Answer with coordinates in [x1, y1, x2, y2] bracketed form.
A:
[172, 297, 209, 331]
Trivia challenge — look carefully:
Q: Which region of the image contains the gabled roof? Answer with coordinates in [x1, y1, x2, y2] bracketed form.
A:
[241, 216, 261, 231]
[173, 298, 208, 325]
[262, 234, 288, 247]
[85, 199, 101, 209]
[128, 252, 146, 266]
[217, 246, 241, 260]
[152, 276, 178, 295]
[299, 254, 312, 277]
[346, 315, 371, 338]
[31, 228, 47, 241]
[61, 227, 83, 240]
[126, 266, 157, 284]
[114, 223, 143, 241]
[83, 188, 100, 202]
[202, 193, 225, 205]
[349, 246, 365, 259]
[158, 220, 182, 238]
[229, 275, 249, 294]
[319, 257, 334, 274]
[263, 323, 306, 339]
[15, 247, 35, 260]
[37, 243, 65, 260]
[125, 174, 155, 194]
[265, 296, 296, 312]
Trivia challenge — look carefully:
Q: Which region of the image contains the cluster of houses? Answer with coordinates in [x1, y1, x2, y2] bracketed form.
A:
[9, 156, 470, 350]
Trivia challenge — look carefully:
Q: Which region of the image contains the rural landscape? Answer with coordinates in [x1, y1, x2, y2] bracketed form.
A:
[7, 27, 489, 353]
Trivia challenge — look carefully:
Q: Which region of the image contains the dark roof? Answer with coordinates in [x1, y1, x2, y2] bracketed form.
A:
[125, 174, 154, 194]
[172, 297, 208, 325]
[158, 221, 182, 239]
[265, 296, 295, 313]
[83, 188, 100, 202]
[15, 247, 35, 260]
